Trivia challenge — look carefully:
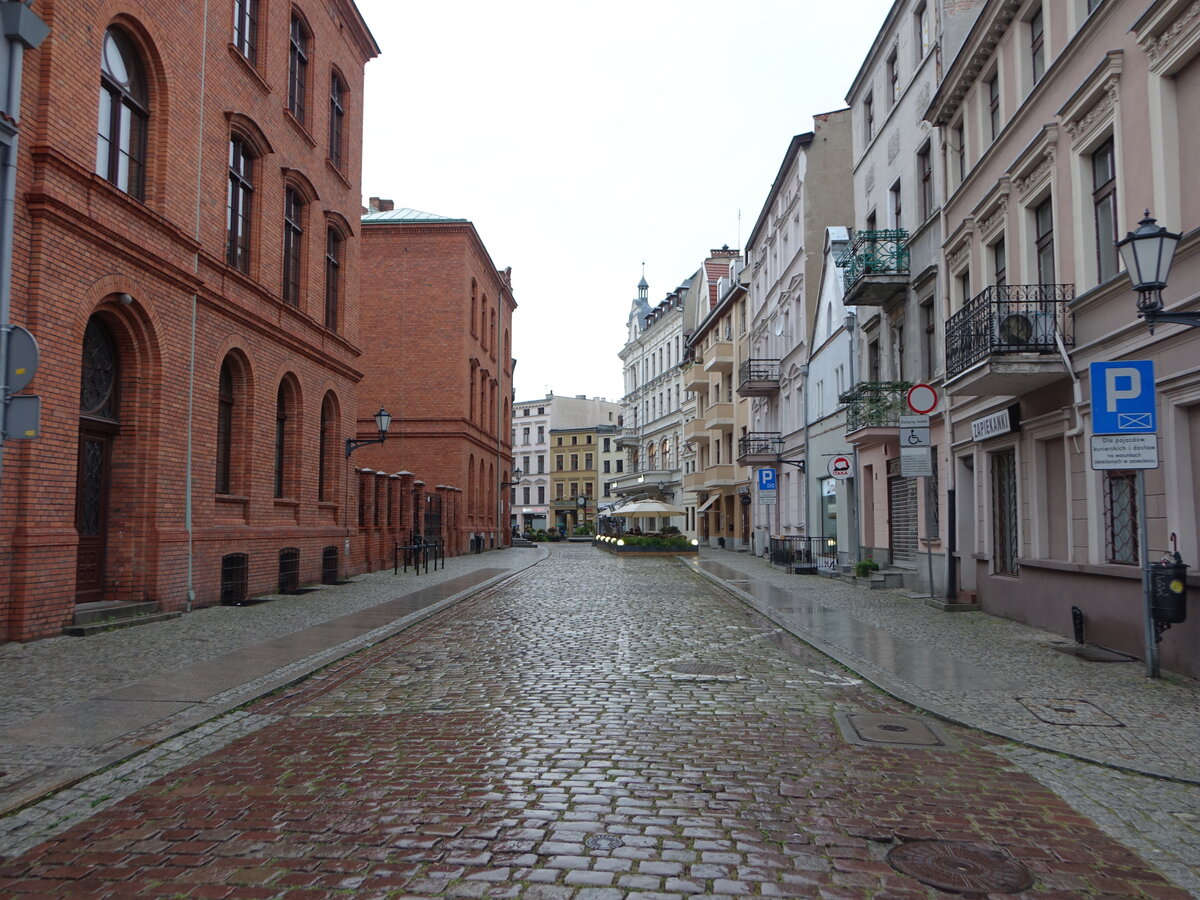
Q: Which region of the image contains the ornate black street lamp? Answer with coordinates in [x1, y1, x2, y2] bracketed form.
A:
[1117, 211, 1191, 329]
[345, 407, 391, 457]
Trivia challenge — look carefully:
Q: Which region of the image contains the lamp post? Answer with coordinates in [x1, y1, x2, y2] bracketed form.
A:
[1117, 211, 1190, 330]
[501, 468, 523, 537]
[345, 407, 391, 457]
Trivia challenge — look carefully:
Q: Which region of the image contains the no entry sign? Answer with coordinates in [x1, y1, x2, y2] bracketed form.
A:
[906, 383, 939, 415]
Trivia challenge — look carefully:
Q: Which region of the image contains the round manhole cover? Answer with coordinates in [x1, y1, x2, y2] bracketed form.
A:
[668, 662, 735, 676]
[887, 841, 1034, 894]
[584, 834, 625, 851]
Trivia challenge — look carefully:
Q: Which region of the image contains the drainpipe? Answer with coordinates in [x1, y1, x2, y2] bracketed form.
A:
[844, 312, 861, 564]
[0, 3, 49, 503]
[184, 0, 212, 612]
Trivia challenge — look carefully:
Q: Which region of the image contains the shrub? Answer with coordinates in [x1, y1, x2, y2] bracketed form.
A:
[854, 558, 880, 578]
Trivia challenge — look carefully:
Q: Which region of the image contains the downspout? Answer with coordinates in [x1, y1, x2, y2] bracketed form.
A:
[845, 312, 861, 564]
[184, 0, 212, 612]
[0, 3, 49, 502]
[495, 281, 505, 546]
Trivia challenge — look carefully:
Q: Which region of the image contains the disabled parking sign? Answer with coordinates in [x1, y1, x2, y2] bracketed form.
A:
[1090, 361, 1156, 435]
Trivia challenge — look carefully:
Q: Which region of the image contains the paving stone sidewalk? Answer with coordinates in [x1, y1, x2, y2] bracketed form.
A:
[688, 548, 1200, 785]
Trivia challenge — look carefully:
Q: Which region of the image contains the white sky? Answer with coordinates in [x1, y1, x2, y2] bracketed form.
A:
[356, 0, 895, 404]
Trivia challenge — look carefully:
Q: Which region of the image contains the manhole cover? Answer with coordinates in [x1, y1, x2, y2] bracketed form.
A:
[584, 834, 625, 851]
[887, 841, 1034, 894]
[1017, 697, 1124, 727]
[668, 662, 735, 676]
[837, 712, 954, 748]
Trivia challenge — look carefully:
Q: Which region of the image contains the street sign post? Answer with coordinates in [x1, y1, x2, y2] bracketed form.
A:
[899, 414, 931, 447]
[1090, 434, 1159, 470]
[906, 383, 939, 415]
[757, 467, 777, 491]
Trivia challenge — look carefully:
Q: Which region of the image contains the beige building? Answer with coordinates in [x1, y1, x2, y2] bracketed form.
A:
[926, 0, 1200, 676]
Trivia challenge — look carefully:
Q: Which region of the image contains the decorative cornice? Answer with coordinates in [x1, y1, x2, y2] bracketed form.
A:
[1012, 124, 1059, 200]
[1139, 0, 1200, 73]
[1059, 52, 1123, 150]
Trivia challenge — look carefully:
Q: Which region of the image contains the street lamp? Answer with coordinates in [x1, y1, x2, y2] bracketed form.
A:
[500, 467, 523, 489]
[345, 407, 391, 457]
[1117, 211, 1191, 329]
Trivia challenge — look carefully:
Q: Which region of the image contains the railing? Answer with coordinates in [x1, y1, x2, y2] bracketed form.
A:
[839, 381, 912, 431]
[739, 432, 783, 457]
[738, 358, 781, 384]
[945, 284, 1075, 378]
[769, 536, 838, 574]
[835, 229, 910, 292]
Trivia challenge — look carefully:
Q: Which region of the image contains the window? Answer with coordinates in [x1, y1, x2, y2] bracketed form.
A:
[1035, 198, 1055, 284]
[555, 482, 564, 500]
[925, 456, 940, 539]
[522, 486, 530, 505]
[585, 453, 593, 470]
[96, 27, 148, 199]
[914, 2, 930, 59]
[274, 382, 291, 499]
[537, 425, 544, 442]
[952, 122, 966, 184]
[537, 485, 545, 503]
[216, 361, 234, 494]
[887, 48, 900, 105]
[537, 454, 544, 473]
[233, 0, 258, 64]
[1030, 6, 1045, 85]
[863, 93, 875, 141]
[282, 188, 303, 305]
[556, 454, 564, 471]
[987, 74, 1001, 140]
[1104, 471, 1138, 564]
[921, 297, 936, 380]
[570, 454, 578, 471]
[324, 227, 342, 330]
[1092, 138, 1119, 283]
[616, 459, 624, 473]
[958, 267, 972, 307]
[918, 143, 933, 220]
[522, 426, 530, 444]
[329, 73, 346, 169]
[889, 180, 902, 229]
[603, 460, 611, 473]
[288, 14, 309, 124]
[992, 236, 1007, 286]
[227, 136, 254, 272]
[318, 393, 336, 502]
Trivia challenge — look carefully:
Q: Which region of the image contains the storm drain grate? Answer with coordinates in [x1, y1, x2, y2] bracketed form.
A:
[668, 662, 736, 676]
[835, 712, 960, 750]
[887, 840, 1034, 894]
[1018, 697, 1124, 727]
[584, 834, 625, 851]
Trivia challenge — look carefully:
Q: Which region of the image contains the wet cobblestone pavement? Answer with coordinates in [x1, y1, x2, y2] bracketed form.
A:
[0, 545, 1195, 897]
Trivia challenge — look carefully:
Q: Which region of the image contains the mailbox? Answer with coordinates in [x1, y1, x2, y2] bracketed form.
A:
[1149, 559, 1188, 625]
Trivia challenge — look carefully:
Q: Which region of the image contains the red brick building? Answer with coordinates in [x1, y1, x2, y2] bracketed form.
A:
[0, 1, 379, 641]
[354, 201, 516, 558]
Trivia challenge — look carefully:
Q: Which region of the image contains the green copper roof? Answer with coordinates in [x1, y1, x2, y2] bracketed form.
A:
[361, 207, 469, 224]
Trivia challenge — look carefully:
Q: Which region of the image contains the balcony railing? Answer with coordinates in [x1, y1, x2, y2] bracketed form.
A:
[737, 358, 781, 396]
[835, 229, 910, 294]
[945, 284, 1075, 379]
[839, 381, 912, 431]
[738, 432, 783, 462]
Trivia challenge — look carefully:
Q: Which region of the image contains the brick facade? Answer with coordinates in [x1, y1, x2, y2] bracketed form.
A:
[0, 1, 379, 641]
[354, 203, 516, 557]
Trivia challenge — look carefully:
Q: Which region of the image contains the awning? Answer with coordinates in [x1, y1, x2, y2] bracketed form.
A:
[696, 494, 719, 513]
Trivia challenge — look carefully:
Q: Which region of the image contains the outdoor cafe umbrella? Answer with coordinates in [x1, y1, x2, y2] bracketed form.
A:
[614, 499, 686, 518]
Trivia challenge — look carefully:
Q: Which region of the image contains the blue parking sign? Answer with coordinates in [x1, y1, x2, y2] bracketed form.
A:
[1090, 361, 1156, 435]
[757, 468, 777, 491]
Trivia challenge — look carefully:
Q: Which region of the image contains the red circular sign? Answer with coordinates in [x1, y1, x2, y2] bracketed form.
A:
[906, 383, 939, 415]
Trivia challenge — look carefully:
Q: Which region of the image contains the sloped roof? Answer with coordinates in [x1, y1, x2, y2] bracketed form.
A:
[361, 207, 469, 224]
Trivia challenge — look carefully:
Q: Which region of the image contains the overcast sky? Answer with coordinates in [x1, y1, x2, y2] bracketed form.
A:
[356, 0, 894, 404]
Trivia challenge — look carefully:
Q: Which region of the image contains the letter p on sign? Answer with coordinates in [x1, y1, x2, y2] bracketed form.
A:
[1105, 367, 1141, 412]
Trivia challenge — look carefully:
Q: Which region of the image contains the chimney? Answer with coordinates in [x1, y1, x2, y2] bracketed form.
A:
[368, 196, 381, 211]
[367, 197, 395, 212]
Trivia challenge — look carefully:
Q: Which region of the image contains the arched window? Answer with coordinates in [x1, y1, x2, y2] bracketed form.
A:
[324, 226, 343, 330]
[328, 71, 346, 168]
[227, 136, 255, 272]
[216, 360, 235, 493]
[318, 392, 337, 502]
[288, 13, 310, 124]
[96, 27, 148, 199]
[233, 0, 258, 64]
[470, 279, 478, 336]
[282, 187, 304, 305]
[274, 380, 298, 499]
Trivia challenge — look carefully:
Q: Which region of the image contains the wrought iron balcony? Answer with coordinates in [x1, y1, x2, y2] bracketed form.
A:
[737, 358, 781, 396]
[945, 284, 1074, 396]
[835, 229, 910, 306]
[738, 432, 782, 465]
[839, 381, 912, 432]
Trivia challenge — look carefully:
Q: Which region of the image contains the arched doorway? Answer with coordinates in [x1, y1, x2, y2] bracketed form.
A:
[75, 316, 120, 604]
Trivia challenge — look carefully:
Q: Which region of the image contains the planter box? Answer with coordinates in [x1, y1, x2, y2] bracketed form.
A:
[593, 540, 698, 556]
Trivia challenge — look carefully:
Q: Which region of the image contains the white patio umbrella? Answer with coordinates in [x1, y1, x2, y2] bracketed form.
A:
[615, 499, 685, 518]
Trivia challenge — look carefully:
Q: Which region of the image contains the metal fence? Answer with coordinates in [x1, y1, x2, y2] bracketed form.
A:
[769, 536, 838, 574]
[835, 229, 910, 292]
[945, 283, 1075, 378]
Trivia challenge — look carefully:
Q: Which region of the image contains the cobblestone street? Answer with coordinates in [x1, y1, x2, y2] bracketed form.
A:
[0, 545, 1195, 897]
